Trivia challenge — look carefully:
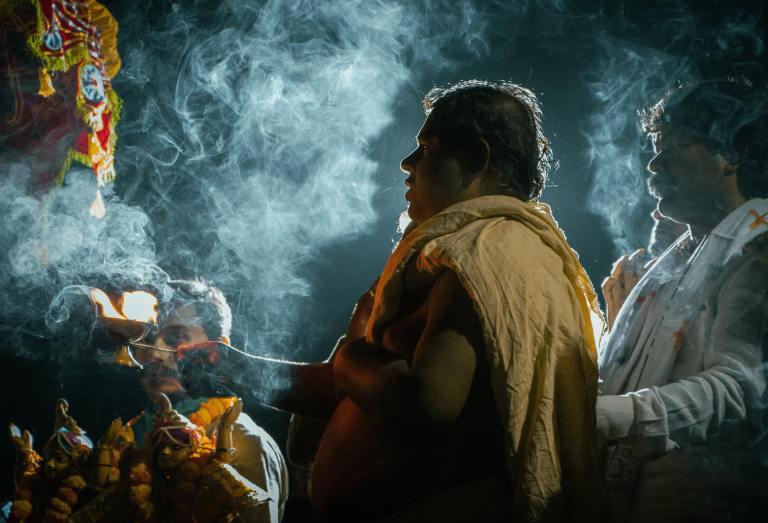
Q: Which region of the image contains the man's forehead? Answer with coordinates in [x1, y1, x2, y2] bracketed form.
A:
[417, 111, 442, 140]
[652, 126, 702, 148]
[162, 303, 201, 328]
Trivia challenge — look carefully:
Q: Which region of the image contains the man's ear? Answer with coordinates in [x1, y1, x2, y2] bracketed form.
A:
[219, 335, 231, 346]
[467, 137, 491, 177]
[716, 153, 738, 177]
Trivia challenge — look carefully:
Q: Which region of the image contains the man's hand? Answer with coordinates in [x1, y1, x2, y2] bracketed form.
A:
[220, 398, 243, 428]
[602, 248, 650, 329]
[216, 398, 243, 464]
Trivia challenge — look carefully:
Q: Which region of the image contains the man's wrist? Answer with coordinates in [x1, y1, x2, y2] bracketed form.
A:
[596, 394, 635, 442]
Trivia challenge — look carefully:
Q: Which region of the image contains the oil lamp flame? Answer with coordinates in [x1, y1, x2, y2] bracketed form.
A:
[120, 291, 159, 323]
[90, 288, 158, 369]
[90, 288, 158, 324]
[90, 288, 123, 319]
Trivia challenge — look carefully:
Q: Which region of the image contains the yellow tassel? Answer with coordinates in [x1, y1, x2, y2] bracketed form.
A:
[88, 133, 101, 159]
[38, 67, 55, 97]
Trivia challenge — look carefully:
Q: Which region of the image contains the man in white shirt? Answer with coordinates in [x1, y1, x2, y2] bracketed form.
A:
[597, 79, 768, 522]
[130, 279, 288, 522]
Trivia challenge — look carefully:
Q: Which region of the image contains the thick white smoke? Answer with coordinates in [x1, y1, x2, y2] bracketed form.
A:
[0, 162, 165, 360]
[585, 40, 695, 254]
[110, 0, 489, 357]
[3, 0, 764, 365]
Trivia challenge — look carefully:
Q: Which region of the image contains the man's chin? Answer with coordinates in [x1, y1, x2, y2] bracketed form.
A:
[404, 208, 421, 227]
[655, 200, 687, 226]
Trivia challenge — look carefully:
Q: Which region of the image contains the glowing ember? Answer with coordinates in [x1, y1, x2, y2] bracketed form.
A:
[89, 189, 106, 219]
[120, 291, 158, 323]
[90, 288, 123, 319]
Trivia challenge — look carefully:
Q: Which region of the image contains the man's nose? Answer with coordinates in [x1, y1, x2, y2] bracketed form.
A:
[400, 148, 417, 175]
[647, 151, 662, 174]
[158, 353, 179, 370]
[144, 350, 178, 369]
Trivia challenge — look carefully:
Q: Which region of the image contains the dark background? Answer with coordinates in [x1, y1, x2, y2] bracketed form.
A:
[1, 0, 765, 520]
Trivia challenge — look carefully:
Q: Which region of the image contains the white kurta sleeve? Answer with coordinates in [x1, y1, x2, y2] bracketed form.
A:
[598, 259, 768, 456]
[231, 413, 289, 522]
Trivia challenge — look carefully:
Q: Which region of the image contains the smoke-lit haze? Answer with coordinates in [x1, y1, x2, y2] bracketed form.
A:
[0, 1, 765, 484]
[1, 0, 491, 363]
[584, 2, 766, 253]
[0, 163, 163, 358]
[108, 0, 493, 357]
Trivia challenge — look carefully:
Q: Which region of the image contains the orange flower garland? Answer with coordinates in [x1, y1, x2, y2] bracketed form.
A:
[128, 460, 155, 522]
[42, 474, 86, 523]
[187, 397, 238, 429]
[10, 450, 42, 523]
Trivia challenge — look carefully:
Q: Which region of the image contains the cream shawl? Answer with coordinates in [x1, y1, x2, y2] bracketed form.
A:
[365, 195, 610, 522]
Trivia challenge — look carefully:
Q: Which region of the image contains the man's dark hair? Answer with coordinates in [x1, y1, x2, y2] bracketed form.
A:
[422, 79, 554, 201]
[166, 279, 232, 340]
[641, 78, 768, 199]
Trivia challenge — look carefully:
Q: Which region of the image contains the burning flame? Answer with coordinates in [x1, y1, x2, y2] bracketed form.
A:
[90, 189, 106, 219]
[90, 288, 158, 323]
[91, 288, 123, 319]
[120, 291, 159, 323]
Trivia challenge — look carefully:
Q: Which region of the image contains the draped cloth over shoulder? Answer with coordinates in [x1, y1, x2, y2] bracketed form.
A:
[365, 195, 610, 522]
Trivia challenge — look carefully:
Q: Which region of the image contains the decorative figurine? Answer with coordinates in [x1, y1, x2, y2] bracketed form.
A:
[92, 418, 135, 489]
[7, 399, 93, 522]
[120, 393, 269, 522]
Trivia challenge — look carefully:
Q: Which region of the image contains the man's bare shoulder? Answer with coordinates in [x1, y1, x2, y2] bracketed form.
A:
[424, 270, 481, 337]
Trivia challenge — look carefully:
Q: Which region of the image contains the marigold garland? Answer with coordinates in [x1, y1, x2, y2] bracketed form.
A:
[61, 474, 86, 490]
[41, 474, 86, 523]
[54, 486, 77, 506]
[188, 397, 238, 429]
[14, 487, 33, 502]
[127, 459, 155, 522]
[10, 450, 41, 523]
[183, 398, 235, 461]
[10, 499, 33, 521]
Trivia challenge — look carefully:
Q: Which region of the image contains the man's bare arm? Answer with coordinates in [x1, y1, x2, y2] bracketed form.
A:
[243, 342, 340, 420]
[333, 270, 481, 425]
[228, 286, 377, 419]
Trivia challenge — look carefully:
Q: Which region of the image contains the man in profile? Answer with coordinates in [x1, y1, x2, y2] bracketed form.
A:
[241, 80, 610, 522]
[597, 79, 768, 522]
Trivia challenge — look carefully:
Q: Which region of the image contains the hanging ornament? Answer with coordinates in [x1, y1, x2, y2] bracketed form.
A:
[26, 0, 123, 218]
